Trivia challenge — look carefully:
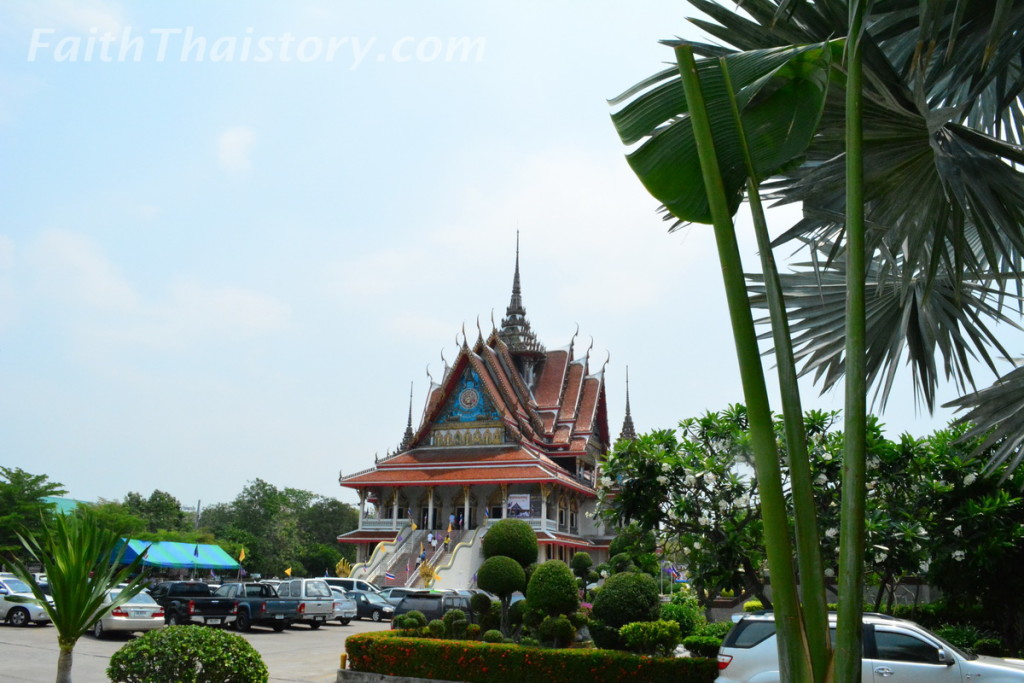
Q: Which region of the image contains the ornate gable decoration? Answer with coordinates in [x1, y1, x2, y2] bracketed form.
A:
[429, 367, 506, 447]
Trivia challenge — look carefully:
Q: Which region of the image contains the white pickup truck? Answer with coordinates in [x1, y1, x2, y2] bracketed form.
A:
[272, 578, 334, 629]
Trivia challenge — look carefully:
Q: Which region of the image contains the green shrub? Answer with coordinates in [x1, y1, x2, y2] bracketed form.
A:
[683, 635, 722, 658]
[477, 556, 526, 602]
[526, 560, 580, 617]
[973, 637, 1004, 656]
[107, 625, 268, 683]
[621, 620, 682, 657]
[571, 552, 593, 580]
[934, 623, 989, 652]
[482, 519, 538, 567]
[394, 610, 428, 630]
[661, 600, 706, 639]
[482, 629, 504, 643]
[508, 600, 525, 626]
[519, 636, 540, 647]
[589, 618, 623, 650]
[479, 602, 502, 632]
[699, 621, 734, 639]
[609, 552, 635, 574]
[537, 614, 576, 648]
[592, 572, 661, 631]
[428, 619, 446, 638]
[568, 611, 588, 629]
[470, 592, 493, 616]
[443, 609, 468, 639]
[743, 600, 764, 612]
[466, 623, 482, 640]
[345, 631, 719, 682]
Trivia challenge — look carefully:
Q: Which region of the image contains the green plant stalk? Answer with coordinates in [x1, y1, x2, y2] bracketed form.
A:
[837, 3, 869, 682]
[675, 43, 811, 683]
[719, 57, 832, 683]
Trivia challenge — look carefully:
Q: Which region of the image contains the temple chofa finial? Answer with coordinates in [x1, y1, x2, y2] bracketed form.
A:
[619, 366, 637, 442]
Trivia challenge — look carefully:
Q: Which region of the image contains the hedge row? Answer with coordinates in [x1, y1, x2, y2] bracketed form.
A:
[345, 631, 717, 683]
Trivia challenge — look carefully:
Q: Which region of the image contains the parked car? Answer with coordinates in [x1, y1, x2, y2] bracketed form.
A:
[91, 589, 164, 638]
[717, 611, 1024, 682]
[391, 590, 474, 627]
[275, 578, 334, 629]
[147, 581, 237, 627]
[213, 582, 301, 632]
[378, 587, 417, 605]
[324, 578, 381, 594]
[347, 589, 395, 622]
[0, 576, 51, 627]
[329, 587, 357, 625]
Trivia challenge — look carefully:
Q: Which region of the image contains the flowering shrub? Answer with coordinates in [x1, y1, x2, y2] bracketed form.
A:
[345, 631, 717, 682]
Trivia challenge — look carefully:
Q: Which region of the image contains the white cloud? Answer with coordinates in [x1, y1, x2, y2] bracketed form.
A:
[327, 248, 438, 299]
[217, 126, 255, 173]
[9, 0, 125, 37]
[27, 229, 139, 310]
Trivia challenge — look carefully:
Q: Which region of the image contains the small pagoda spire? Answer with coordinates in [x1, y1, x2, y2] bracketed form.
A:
[399, 382, 415, 451]
[498, 231, 545, 359]
[619, 367, 637, 441]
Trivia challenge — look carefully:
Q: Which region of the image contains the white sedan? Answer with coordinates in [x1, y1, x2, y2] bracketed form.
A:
[91, 590, 164, 638]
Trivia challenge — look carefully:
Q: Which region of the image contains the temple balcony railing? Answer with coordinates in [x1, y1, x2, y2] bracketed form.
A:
[361, 517, 411, 531]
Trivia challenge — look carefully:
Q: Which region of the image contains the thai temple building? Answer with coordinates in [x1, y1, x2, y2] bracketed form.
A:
[337, 243, 630, 588]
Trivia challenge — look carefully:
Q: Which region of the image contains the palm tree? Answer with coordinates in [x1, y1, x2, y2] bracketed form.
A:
[611, 2, 1024, 681]
[8, 507, 149, 683]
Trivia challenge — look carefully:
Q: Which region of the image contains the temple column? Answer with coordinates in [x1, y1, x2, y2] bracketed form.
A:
[357, 489, 366, 529]
[427, 487, 435, 531]
[462, 485, 470, 532]
[540, 483, 552, 531]
[391, 489, 399, 530]
[501, 483, 509, 519]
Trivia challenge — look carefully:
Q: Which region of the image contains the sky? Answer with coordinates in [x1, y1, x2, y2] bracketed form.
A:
[2, 1, 1012, 511]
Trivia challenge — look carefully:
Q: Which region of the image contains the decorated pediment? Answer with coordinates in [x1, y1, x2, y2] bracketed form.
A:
[429, 367, 506, 447]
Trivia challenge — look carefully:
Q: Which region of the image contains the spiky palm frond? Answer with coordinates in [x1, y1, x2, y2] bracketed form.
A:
[945, 364, 1024, 478]
[750, 245, 1021, 412]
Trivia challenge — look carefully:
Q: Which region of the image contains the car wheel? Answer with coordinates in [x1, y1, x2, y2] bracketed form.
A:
[166, 613, 181, 627]
[236, 611, 251, 632]
[272, 621, 287, 632]
[308, 620, 321, 630]
[371, 610, 382, 622]
[93, 620, 105, 639]
[9, 608, 30, 627]
[339, 618, 350, 626]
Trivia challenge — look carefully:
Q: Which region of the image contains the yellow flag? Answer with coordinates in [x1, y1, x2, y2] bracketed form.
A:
[433, 570, 441, 583]
[284, 567, 292, 576]
[411, 521, 418, 531]
[238, 548, 245, 562]
[447, 523, 452, 533]
[420, 542, 424, 553]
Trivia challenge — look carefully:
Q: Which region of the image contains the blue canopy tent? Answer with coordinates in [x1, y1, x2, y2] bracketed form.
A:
[116, 539, 240, 571]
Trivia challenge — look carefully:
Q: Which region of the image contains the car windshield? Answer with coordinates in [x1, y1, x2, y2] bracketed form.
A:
[4, 578, 31, 593]
[365, 593, 389, 605]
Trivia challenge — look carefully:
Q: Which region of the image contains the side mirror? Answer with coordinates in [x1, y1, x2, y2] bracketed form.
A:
[0, 588, 8, 595]
[937, 649, 955, 666]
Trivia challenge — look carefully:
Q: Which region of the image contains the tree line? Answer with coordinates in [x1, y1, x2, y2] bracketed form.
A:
[0, 467, 358, 578]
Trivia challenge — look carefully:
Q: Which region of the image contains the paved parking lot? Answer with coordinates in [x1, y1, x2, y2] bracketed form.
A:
[0, 618, 391, 682]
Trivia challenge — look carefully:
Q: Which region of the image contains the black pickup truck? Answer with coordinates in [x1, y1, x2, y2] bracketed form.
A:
[148, 581, 237, 627]
[213, 582, 301, 632]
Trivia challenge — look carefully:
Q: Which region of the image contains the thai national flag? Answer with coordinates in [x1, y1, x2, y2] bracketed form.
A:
[385, 572, 396, 580]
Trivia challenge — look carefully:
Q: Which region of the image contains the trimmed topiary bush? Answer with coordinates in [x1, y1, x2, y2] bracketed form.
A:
[537, 614, 576, 648]
[682, 635, 722, 658]
[621, 620, 682, 657]
[107, 625, 268, 682]
[660, 601, 706, 640]
[743, 600, 764, 612]
[592, 571, 660, 629]
[428, 619, 446, 638]
[482, 518, 538, 567]
[470, 592, 493, 616]
[477, 555, 527, 634]
[526, 560, 580, 618]
[482, 629, 504, 643]
[443, 609, 468, 639]
[394, 610, 428, 630]
[466, 623, 482, 640]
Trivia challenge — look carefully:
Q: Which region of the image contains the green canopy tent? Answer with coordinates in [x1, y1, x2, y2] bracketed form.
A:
[115, 540, 240, 571]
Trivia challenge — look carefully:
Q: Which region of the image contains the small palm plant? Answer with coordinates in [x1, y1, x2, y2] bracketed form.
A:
[7, 506, 149, 683]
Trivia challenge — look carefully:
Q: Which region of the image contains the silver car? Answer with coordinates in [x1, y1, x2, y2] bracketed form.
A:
[717, 612, 1024, 682]
[91, 590, 164, 638]
[329, 587, 357, 625]
[0, 576, 51, 627]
